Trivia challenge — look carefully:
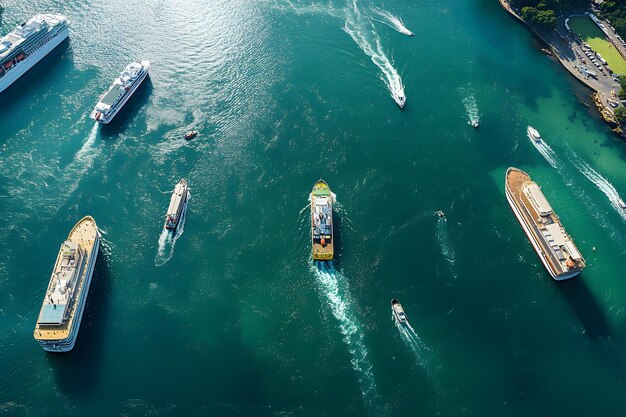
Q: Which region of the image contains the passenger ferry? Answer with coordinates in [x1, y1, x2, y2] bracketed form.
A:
[165, 179, 189, 231]
[310, 180, 334, 261]
[505, 168, 585, 280]
[90, 60, 150, 124]
[0, 14, 69, 93]
[34, 216, 100, 352]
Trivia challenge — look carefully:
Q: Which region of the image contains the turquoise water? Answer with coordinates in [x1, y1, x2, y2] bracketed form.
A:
[1, 0, 626, 415]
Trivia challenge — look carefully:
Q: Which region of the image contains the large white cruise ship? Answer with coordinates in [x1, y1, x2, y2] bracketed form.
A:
[34, 216, 100, 352]
[0, 14, 69, 94]
[90, 60, 150, 124]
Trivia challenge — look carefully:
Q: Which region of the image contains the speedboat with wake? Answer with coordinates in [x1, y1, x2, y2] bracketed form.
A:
[618, 198, 626, 210]
[470, 120, 479, 128]
[527, 125, 541, 142]
[164, 179, 189, 231]
[184, 130, 197, 140]
[396, 91, 406, 109]
[391, 298, 408, 324]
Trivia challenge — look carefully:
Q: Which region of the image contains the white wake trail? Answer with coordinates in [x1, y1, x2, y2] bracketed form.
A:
[528, 132, 559, 169]
[436, 216, 457, 277]
[343, 0, 405, 107]
[312, 261, 378, 403]
[394, 318, 430, 366]
[372, 7, 414, 36]
[573, 157, 626, 221]
[462, 94, 480, 127]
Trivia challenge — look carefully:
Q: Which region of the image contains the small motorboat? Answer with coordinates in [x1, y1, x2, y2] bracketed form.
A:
[527, 125, 541, 142]
[391, 298, 408, 324]
[470, 120, 479, 128]
[618, 198, 626, 210]
[396, 91, 406, 109]
[184, 130, 197, 140]
[436, 210, 445, 218]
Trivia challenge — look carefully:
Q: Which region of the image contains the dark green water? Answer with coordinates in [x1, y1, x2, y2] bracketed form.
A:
[1, 0, 626, 415]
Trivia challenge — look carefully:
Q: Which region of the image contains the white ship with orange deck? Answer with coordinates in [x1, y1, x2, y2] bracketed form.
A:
[34, 216, 100, 352]
[310, 180, 335, 261]
[505, 168, 585, 280]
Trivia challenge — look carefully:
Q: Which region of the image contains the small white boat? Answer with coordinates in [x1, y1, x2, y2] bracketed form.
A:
[397, 94, 406, 109]
[470, 120, 479, 128]
[391, 298, 408, 324]
[527, 125, 541, 142]
[618, 198, 626, 210]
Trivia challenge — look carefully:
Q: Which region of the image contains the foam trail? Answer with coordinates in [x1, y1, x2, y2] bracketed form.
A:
[312, 261, 378, 403]
[68, 122, 101, 176]
[155, 194, 189, 266]
[528, 131, 558, 169]
[462, 94, 480, 127]
[394, 318, 430, 366]
[573, 156, 626, 221]
[372, 7, 414, 36]
[343, 1, 405, 107]
[436, 216, 456, 277]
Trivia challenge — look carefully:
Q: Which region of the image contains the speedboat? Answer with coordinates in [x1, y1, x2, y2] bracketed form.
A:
[527, 125, 541, 142]
[470, 120, 479, 128]
[618, 198, 626, 210]
[391, 298, 408, 324]
[436, 210, 445, 218]
[397, 94, 406, 109]
[184, 130, 197, 140]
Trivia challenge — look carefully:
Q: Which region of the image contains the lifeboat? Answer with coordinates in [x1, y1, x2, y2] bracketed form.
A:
[95, 112, 102, 121]
[4, 60, 13, 69]
[16, 53, 25, 61]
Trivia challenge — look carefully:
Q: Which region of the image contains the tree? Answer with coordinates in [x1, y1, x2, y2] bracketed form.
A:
[614, 106, 626, 125]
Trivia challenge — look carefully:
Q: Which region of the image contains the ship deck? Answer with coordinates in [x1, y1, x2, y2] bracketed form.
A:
[506, 169, 584, 277]
[34, 217, 98, 341]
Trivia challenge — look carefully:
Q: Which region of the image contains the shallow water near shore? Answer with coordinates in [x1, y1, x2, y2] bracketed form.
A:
[1, 0, 626, 416]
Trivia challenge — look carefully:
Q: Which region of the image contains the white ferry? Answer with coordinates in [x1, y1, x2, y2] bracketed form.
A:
[0, 14, 69, 93]
[90, 60, 150, 124]
[505, 168, 585, 280]
[165, 179, 189, 231]
[34, 216, 100, 352]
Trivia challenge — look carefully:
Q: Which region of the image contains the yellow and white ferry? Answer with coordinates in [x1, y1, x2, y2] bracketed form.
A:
[310, 180, 334, 261]
[34, 216, 100, 352]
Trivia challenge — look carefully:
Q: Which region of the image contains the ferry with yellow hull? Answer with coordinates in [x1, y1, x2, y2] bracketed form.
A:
[505, 168, 585, 280]
[34, 216, 100, 352]
[311, 180, 334, 261]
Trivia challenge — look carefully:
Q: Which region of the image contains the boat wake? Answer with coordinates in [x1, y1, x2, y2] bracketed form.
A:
[69, 122, 101, 176]
[394, 317, 430, 366]
[342, 1, 405, 107]
[155, 195, 189, 267]
[573, 156, 626, 221]
[371, 7, 414, 36]
[462, 94, 480, 127]
[436, 216, 457, 277]
[312, 261, 378, 403]
[275, 0, 405, 107]
[528, 132, 558, 169]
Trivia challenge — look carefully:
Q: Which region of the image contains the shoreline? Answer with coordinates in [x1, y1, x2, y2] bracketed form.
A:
[498, 0, 625, 138]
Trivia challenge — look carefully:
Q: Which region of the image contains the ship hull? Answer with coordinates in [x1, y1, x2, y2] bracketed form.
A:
[505, 180, 580, 281]
[90, 63, 149, 124]
[35, 218, 100, 352]
[310, 180, 334, 261]
[0, 26, 69, 94]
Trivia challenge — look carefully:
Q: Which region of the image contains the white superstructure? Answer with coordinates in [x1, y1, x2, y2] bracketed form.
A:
[34, 216, 100, 352]
[90, 60, 150, 124]
[527, 126, 541, 142]
[0, 14, 69, 93]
